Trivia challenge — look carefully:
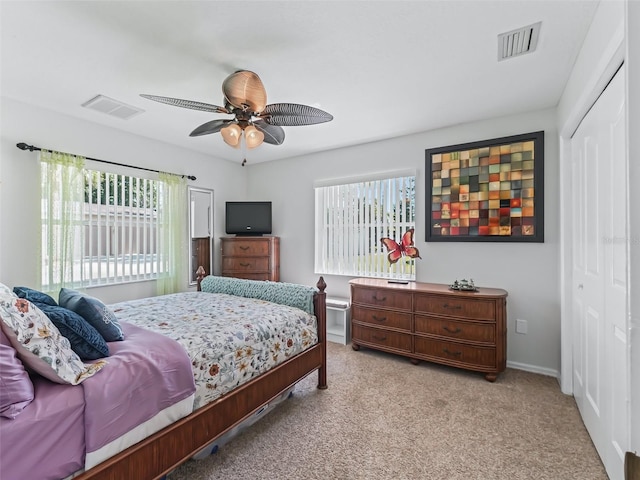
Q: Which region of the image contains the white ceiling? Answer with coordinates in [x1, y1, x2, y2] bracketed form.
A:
[0, 1, 599, 164]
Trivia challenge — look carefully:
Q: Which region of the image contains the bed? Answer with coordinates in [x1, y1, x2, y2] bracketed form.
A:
[0, 271, 327, 480]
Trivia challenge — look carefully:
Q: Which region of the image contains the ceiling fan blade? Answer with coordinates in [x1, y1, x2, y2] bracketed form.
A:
[260, 103, 333, 126]
[140, 94, 229, 114]
[222, 70, 267, 113]
[189, 119, 232, 137]
[253, 120, 285, 145]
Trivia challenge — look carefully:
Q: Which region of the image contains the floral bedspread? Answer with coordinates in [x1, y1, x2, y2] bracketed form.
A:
[110, 291, 318, 410]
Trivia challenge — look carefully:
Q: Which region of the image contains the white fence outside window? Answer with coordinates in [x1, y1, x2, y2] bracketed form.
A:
[42, 170, 164, 287]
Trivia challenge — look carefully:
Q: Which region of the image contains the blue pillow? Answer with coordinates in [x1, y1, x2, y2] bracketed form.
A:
[58, 288, 124, 342]
[13, 286, 58, 307]
[36, 304, 109, 360]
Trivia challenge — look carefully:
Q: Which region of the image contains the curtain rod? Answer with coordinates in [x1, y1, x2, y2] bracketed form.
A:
[16, 142, 196, 181]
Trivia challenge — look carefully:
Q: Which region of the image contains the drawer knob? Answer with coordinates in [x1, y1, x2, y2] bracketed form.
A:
[239, 246, 250, 250]
[442, 303, 462, 310]
[372, 295, 387, 302]
[372, 315, 387, 322]
[443, 326, 462, 334]
[372, 334, 387, 341]
[240, 262, 251, 267]
[443, 348, 462, 357]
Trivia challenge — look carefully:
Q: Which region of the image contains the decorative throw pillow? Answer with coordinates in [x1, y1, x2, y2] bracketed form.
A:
[13, 286, 58, 307]
[200, 275, 317, 314]
[59, 289, 124, 342]
[36, 304, 109, 360]
[0, 282, 14, 297]
[0, 328, 34, 419]
[0, 293, 106, 385]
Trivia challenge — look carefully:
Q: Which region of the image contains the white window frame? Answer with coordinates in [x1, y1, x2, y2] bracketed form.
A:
[314, 170, 417, 280]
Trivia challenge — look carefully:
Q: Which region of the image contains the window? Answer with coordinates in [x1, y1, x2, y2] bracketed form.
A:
[80, 170, 161, 286]
[314, 172, 417, 280]
[41, 150, 186, 291]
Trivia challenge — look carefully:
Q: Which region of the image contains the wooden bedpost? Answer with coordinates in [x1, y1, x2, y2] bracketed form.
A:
[196, 266, 206, 291]
[315, 276, 328, 390]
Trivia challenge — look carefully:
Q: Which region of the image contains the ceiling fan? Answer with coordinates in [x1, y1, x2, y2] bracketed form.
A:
[140, 70, 333, 151]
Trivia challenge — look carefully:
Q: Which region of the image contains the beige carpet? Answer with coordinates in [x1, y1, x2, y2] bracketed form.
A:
[168, 342, 607, 480]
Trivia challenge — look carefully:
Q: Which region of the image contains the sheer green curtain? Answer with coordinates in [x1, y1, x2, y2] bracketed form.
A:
[156, 172, 188, 295]
[40, 150, 86, 293]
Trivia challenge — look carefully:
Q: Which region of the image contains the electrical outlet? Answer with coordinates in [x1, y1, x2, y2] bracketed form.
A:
[515, 318, 528, 334]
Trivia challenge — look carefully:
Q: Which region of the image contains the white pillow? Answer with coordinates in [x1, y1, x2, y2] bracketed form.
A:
[0, 293, 106, 385]
[0, 282, 14, 297]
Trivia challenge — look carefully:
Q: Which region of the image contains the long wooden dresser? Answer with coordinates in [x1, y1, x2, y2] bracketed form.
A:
[349, 278, 507, 382]
[220, 236, 280, 281]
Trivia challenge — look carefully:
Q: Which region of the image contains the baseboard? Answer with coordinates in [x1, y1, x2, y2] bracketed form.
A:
[326, 332, 348, 345]
[507, 360, 559, 379]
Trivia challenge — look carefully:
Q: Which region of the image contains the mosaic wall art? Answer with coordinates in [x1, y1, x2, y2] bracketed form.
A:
[425, 131, 544, 242]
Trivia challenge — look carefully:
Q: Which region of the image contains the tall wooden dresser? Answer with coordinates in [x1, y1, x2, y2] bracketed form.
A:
[220, 236, 280, 281]
[349, 278, 507, 382]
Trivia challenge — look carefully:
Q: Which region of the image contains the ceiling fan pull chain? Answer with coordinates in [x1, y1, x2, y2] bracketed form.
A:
[241, 135, 247, 167]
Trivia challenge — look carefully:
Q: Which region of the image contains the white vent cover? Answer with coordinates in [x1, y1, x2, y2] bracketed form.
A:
[498, 22, 541, 61]
[82, 95, 144, 120]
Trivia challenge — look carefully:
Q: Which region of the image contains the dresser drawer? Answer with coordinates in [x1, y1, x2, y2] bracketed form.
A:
[414, 294, 495, 321]
[415, 315, 495, 343]
[351, 287, 412, 311]
[352, 324, 412, 353]
[222, 257, 270, 271]
[414, 336, 496, 368]
[352, 305, 411, 332]
[221, 272, 270, 281]
[222, 239, 270, 256]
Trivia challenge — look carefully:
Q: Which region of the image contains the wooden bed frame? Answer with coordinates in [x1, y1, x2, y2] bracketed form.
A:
[74, 272, 327, 480]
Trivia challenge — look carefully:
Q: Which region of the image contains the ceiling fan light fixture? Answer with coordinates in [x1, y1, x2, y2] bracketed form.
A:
[142, 70, 333, 150]
[223, 70, 267, 113]
[244, 125, 264, 149]
[221, 123, 242, 148]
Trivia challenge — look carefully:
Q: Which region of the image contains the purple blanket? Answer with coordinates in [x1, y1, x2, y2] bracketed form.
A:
[0, 376, 86, 480]
[1, 317, 196, 480]
[83, 321, 196, 452]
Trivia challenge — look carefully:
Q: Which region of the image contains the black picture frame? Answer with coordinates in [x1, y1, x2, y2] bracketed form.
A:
[425, 131, 544, 242]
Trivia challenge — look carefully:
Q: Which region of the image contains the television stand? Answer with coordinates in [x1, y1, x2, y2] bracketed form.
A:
[221, 236, 280, 281]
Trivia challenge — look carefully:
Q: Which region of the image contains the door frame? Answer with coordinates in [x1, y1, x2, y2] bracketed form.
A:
[626, 0, 640, 454]
[558, 29, 625, 394]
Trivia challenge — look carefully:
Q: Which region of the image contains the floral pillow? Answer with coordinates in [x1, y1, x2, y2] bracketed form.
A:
[0, 282, 13, 297]
[0, 293, 106, 385]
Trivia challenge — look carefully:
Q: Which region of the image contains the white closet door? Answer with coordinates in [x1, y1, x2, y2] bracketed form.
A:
[571, 64, 628, 480]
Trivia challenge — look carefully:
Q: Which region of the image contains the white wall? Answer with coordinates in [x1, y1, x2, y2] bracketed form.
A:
[0, 98, 246, 303]
[557, 0, 625, 135]
[247, 108, 560, 375]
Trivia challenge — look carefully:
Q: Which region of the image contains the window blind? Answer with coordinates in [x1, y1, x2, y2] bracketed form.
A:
[314, 174, 417, 279]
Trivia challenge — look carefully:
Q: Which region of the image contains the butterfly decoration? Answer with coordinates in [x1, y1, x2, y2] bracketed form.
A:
[380, 228, 421, 264]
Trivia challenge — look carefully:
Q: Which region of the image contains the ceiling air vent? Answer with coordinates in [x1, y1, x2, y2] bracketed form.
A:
[82, 95, 144, 120]
[498, 21, 541, 61]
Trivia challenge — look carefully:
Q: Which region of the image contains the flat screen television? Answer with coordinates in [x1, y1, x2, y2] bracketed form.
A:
[225, 201, 272, 236]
